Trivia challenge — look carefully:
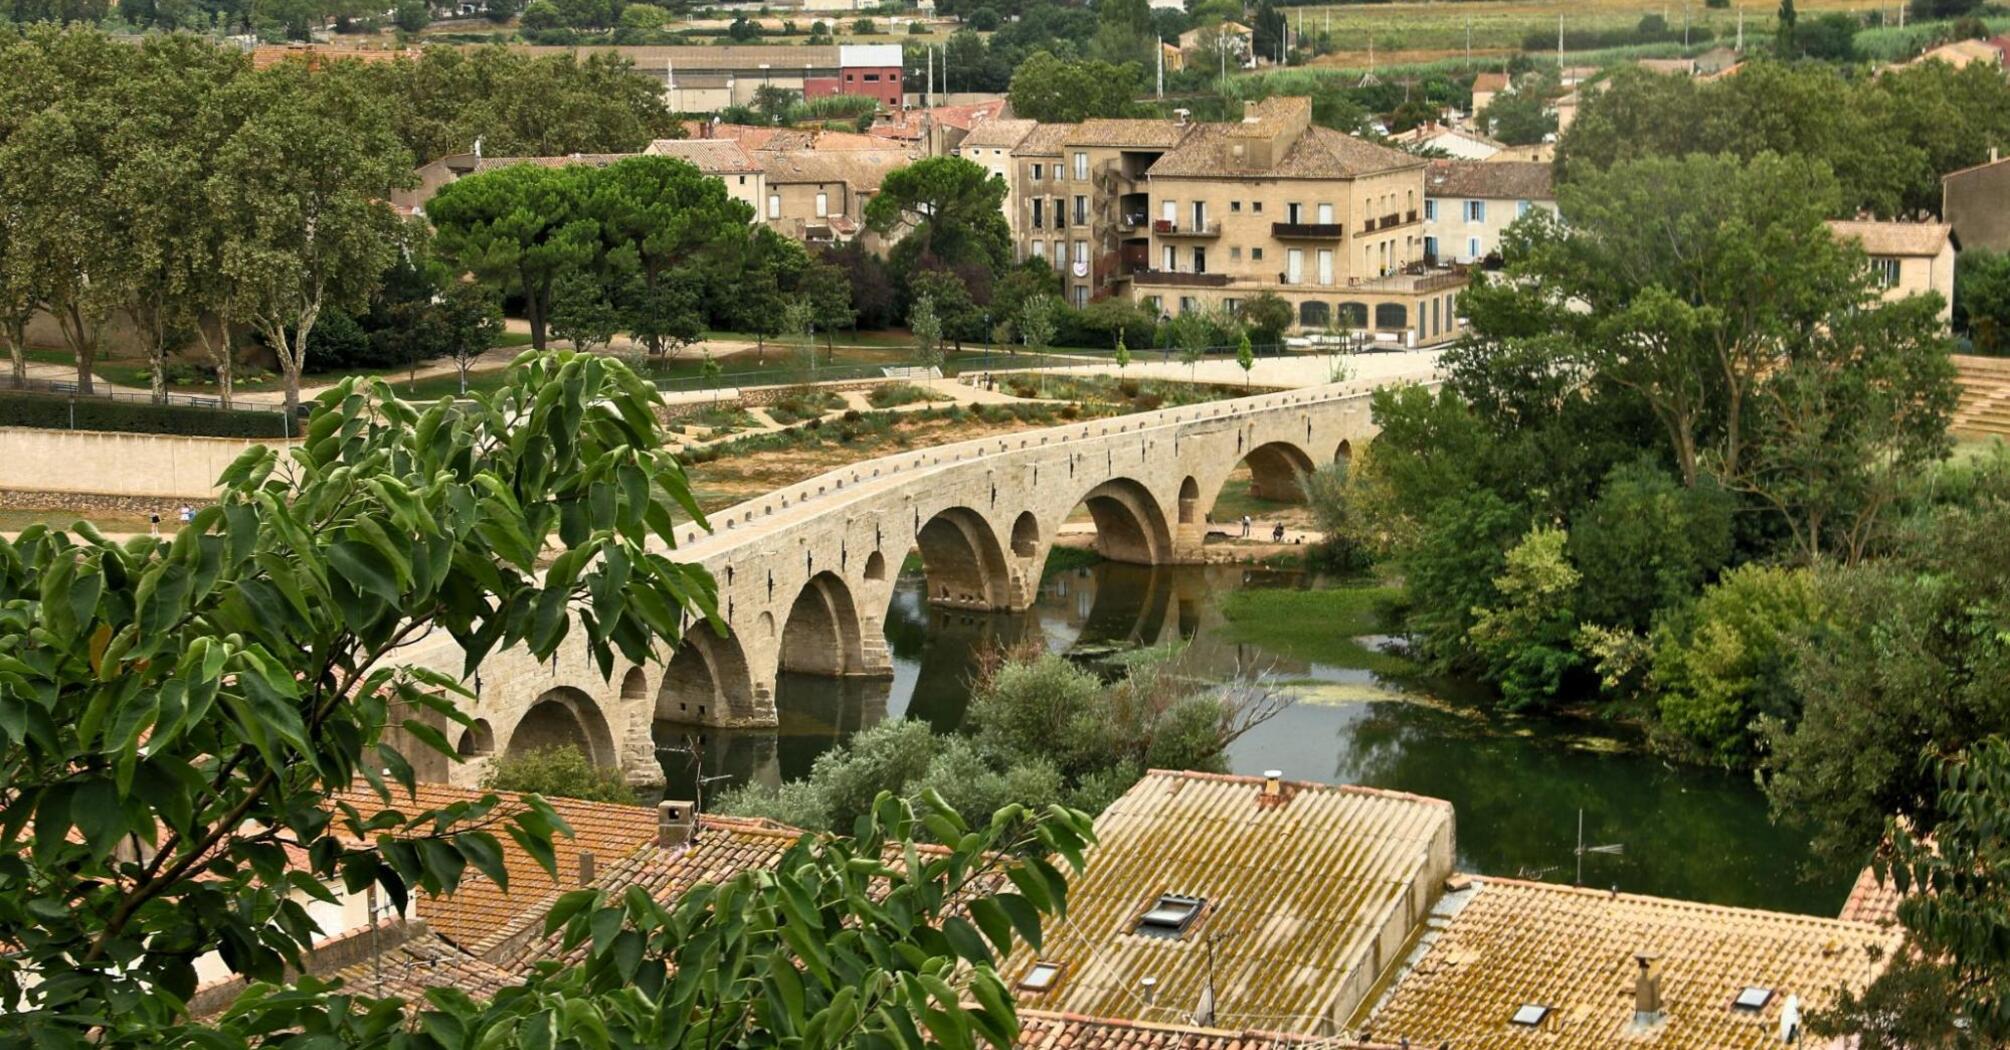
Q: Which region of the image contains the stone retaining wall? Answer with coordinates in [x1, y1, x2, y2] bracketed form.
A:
[0, 427, 295, 499]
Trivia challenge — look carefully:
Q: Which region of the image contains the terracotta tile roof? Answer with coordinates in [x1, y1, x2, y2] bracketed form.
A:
[1907, 38, 2003, 68]
[757, 149, 911, 189]
[1827, 219, 1952, 257]
[521, 44, 842, 71]
[1471, 72, 1509, 93]
[328, 783, 658, 954]
[1365, 877, 1901, 1050]
[471, 153, 632, 174]
[251, 44, 413, 71]
[1147, 123, 1420, 180]
[645, 138, 762, 174]
[1013, 1011, 1393, 1050]
[1014, 123, 1080, 157]
[960, 118, 1040, 151]
[1837, 865, 1903, 927]
[325, 923, 519, 1003]
[1000, 770, 1455, 1034]
[1424, 160, 1555, 201]
[493, 813, 803, 969]
[1068, 119, 1193, 149]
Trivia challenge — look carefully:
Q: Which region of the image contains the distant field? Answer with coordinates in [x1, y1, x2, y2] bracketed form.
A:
[1282, 0, 1892, 57]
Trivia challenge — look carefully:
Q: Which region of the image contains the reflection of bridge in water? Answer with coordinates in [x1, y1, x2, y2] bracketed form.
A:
[651, 562, 1322, 801]
[386, 378, 1429, 790]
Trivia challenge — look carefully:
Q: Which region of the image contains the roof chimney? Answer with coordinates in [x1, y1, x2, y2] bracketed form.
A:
[658, 799, 695, 848]
[1632, 954, 1665, 1028]
[1139, 977, 1157, 1005]
[1263, 770, 1283, 796]
[579, 849, 597, 886]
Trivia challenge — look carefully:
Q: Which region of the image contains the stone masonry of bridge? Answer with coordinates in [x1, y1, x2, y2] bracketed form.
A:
[391, 375, 1432, 789]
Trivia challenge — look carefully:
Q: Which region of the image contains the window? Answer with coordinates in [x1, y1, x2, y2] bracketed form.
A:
[1177, 296, 1197, 315]
[1031, 198, 1044, 229]
[1073, 285, 1088, 307]
[1286, 202, 1303, 223]
[1074, 195, 1088, 225]
[1230, 200, 1242, 212]
[1872, 257, 1901, 287]
[1073, 151, 1088, 180]
[815, 191, 829, 218]
[1055, 240, 1069, 270]
[1162, 245, 1175, 270]
[1056, 199, 1067, 229]
[1424, 199, 1437, 221]
[1032, 240, 1048, 260]
[1733, 988, 1774, 1012]
[1423, 235, 1438, 261]
[1337, 301, 1367, 327]
[1285, 248, 1303, 284]
[1020, 963, 1064, 992]
[1468, 237, 1482, 261]
[863, 73, 879, 81]
[1032, 163, 1044, 181]
[1251, 247, 1263, 261]
[1074, 239, 1087, 270]
[1516, 199, 1532, 218]
[1161, 199, 1176, 223]
[1317, 248, 1334, 287]
[1192, 201, 1206, 229]
[1299, 300, 1329, 327]
[1375, 302, 1407, 329]
[1252, 201, 1263, 214]
[1230, 246, 1241, 260]
[1465, 200, 1486, 223]
[1192, 246, 1206, 274]
[737, 175, 746, 185]
[1223, 298, 1241, 315]
[1317, 202, 1334, 224]
[1510, 1005, 1551, 1027]
[767, 193, 781, 219]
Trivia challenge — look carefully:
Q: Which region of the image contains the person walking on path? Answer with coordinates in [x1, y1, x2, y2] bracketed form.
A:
[1240, 514, 1252, 538]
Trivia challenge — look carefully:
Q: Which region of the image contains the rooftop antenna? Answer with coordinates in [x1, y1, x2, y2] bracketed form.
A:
[1192, 931, 1228, 1026]
[1574, 808, 1625, 887]
[657, 732, 735, 823]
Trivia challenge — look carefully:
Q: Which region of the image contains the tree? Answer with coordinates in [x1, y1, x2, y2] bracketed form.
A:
[753, 83, 799, 124]
[549, 271, 624, 353]
[801, 257, 857, 355]
[429, 162, 599, 352]
[0, 353, 727, 1039]
[1955, 247, 2010, 353]
[1234, 328, 1254, 386]
[1240, 291, 1292, 351]
[393, 0, 428, 29]
[910, 269, 983, 351]
[620, 271, 705, 358]
[0, 26, 136, 395]
[700, 351, 723, 398]
[1169, 311, 1211, 378]
[866, 156, 1012, 274]
[209, 61, 410, 418]
[1792, 13, 1857, 61]
[1007, 51, 1140, 123]
[1114, 332, 1131, 372]
[1466, 152, 1862, 488]
[1775, 0, 1797, 55]
[1479, 89, 1556, 146]
[483, 744, 639, 803]
[438, 281, 505, 394]
[1017, 293, 1059, 354]
[1650, 564, 1822, 764]
[1466, 525, 1583, 710]
[909, 292, 943, 369]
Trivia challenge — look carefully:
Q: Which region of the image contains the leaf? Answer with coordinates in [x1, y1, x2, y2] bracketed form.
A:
[328, 539, 401, 605]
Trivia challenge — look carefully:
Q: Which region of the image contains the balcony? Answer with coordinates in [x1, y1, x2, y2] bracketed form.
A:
[1271, 221, 1345, 239]
[1118, 213, 1149, 233]
[1154, 219, 1222, 238]
[1134, 269, 1231, 287]
[1362, 211, 1420, 234]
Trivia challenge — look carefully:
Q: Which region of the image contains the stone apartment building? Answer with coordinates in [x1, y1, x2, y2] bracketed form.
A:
[1135, 97, 1466, 345]
[1829, 219, 1957, 330]
[757, 149, 912, 248]
[953, 118, 1039, 244]
[1422, 159, 1557, 265]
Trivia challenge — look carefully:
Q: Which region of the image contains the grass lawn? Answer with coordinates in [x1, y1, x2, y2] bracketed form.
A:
[1290, 0, 1887, 55]
[1218, 583, 1414, 676]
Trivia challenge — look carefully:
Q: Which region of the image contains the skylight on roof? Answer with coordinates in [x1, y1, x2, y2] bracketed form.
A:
[1510, 1004, 1551, 1027]
[1135, 894, 1205, 937]
[1020, 963, 1063, 992]
[1733, 987, 1775, 1011]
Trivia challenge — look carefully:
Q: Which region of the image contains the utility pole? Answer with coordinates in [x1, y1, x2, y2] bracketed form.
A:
[1558, 13, 1564, 61]
[1683, 5, 1690, 46]
[1736, 5, 1744, 50]
[1465, 17, 1472, 68]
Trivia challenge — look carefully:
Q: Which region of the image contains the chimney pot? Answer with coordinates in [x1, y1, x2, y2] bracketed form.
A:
[1633, 953, 1665, 1027]
[658, 800, 696, 848]
[1139, 977, 1157, 1005]
[579, 849, 597, 886]
[1263, 770, 1283, 795]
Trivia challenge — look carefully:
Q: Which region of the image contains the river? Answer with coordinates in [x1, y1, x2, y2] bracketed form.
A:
[653, 559, 1856, 916]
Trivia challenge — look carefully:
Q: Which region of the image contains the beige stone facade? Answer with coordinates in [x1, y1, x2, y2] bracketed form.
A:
[1828, 219, 1956, 329]
[644, 138, 767, 215]
[1422, 159, 1557, 266]
[757, 149, 910, 248]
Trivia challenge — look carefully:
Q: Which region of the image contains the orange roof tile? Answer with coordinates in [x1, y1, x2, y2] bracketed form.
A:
[329, 783, 658, 954]
[1837, 865, 1903, 927]
[1014, 1010, 1393, 1050]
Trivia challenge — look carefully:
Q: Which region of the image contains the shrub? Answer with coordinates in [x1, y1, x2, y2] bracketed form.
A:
[0, 391, 294, 438]
[481, 744, 638, 803]
[1651, 564, 1823, 765]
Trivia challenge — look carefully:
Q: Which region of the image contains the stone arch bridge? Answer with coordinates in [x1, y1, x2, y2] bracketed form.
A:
[399, 378, 1413, 789]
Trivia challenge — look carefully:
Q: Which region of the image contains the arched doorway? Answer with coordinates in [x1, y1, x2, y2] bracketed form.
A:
[506, 687, 617, 767]
[1070, 477, 1174, 565]
[1010, 511, 1040, 557]
[779, 571, 868, 676]
[1335, 439, 1353, 475]
[1177, 476, 1200, 524]
[620, 666, 648, 704]
[914, 506, 1013, 609]
[657, 629, 758, 724]
[863, 550, 888, 580]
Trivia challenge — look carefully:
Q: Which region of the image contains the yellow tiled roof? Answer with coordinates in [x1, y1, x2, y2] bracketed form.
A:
[326, 923, 520, 1003]
[1364, 877, 1901, 1050]
[1001, 770, 1455, 1034]
[1014, 123, 1080, 157]
[1146, 124, 1420, 181]
[1827, 219, 1952, 258]
[1068, 120, 1194, 149]
[329, 784, 659, 955]
[1014, 1010, 1393, 1050]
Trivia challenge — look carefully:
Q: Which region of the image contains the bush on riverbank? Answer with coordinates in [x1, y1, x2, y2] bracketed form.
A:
[716, 646, 1288, 834]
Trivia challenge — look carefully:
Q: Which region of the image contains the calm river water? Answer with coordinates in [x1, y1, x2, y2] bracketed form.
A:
[653, 561, 1856, 915]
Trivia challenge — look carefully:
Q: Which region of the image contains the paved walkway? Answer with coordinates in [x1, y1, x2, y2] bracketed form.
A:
[1027, 348, 1444, 389]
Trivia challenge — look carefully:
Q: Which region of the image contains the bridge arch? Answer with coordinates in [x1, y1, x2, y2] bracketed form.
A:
[1241, 440, 1318, 502]
[1073, 477, 1175, 565]
[620, 666, 649, 704]
[1177, 476, 1200, 525]
[1010, 511, 1040, 557]
[1335, 438, 1353, 471]
[455, 718, 495, 757]
[658, 629, 758, 724]
[915, 506, 1014, 609]
[505, 686, 617, 767]
[780, 571, 868, 676]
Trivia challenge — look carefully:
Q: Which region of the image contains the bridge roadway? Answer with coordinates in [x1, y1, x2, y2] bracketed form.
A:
[393, 373, 1433, 788]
